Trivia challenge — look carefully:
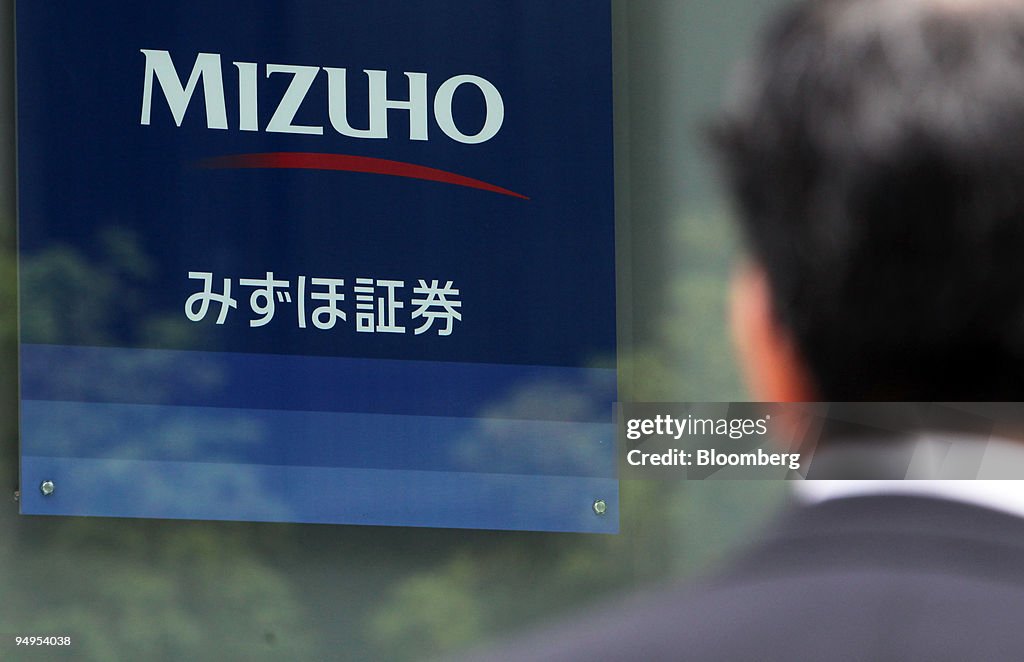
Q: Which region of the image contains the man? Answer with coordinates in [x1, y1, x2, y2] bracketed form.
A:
[461, 0, 1024, 659]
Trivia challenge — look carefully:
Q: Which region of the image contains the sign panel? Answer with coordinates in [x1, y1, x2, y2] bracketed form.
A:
[17, 1, 617, 532]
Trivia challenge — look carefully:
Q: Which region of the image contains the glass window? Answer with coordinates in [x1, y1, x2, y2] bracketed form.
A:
[1, 2, 788, 659]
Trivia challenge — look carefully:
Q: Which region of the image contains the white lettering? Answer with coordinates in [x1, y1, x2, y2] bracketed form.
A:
[141, 50, 227, 129]
[434, 75, 505, 144]
[369, 70, 429, 141]
[325, 69, 429, 140]
[266, 64, 323, 135]
[234, 61, 259, 132]
[142, 51, 504, 144]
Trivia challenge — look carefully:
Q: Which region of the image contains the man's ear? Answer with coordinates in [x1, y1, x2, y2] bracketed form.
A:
[730, 262, 817, 402]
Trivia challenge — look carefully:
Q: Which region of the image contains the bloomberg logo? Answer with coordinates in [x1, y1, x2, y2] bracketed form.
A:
[139, 49, 505, 144]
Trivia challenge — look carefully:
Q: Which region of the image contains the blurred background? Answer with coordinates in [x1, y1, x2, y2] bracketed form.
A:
[0, 1, 789, 659]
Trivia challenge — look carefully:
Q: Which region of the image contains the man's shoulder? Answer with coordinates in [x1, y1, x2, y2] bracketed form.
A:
[466, 495, 1024, 662]
[730, 493, 1024, 581]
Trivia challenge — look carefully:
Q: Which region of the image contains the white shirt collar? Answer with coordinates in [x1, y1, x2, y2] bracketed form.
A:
[795, 433, 1024, 520]
[795, 479, 1024, 520]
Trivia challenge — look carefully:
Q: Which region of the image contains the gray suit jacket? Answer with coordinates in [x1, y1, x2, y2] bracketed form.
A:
[463, 495, 1024, 661]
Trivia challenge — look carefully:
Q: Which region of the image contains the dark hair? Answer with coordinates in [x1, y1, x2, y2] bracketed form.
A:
[713, 0, 1024, 400]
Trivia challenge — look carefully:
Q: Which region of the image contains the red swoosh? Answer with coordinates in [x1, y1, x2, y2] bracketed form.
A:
[200, 152, 529, 200]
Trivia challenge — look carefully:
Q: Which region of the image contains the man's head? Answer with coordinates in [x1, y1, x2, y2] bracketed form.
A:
[717, 0, 1024, 400]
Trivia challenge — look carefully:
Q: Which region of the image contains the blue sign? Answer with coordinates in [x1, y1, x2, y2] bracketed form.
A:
[17, 1, 617, 532]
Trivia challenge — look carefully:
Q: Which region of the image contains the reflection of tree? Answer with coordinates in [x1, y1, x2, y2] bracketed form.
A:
[361, 212, 785, 660]
[7, 518, 319, 660]
[1, 208, 784, 661]
[2, 0, 794, 650]
[20, 227, 195, 347]
[364, 485, 664, 660]
[4, 232, 320, 660]
[0, 238, 17, 653]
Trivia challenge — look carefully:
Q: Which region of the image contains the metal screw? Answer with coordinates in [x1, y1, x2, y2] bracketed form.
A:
[40, 480, 55, 497]
[12, 490, 19, 502]
[592, 499, 608, 516]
